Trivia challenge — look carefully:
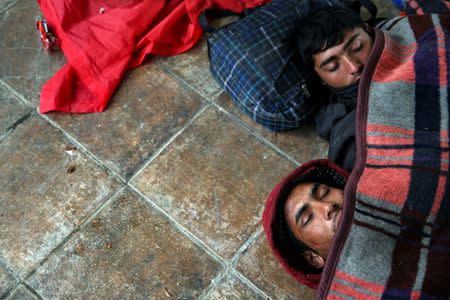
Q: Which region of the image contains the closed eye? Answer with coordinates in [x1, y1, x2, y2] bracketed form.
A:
[303, 214, 312, 227]
[351, 41, 363, 52]
[321, 188, 330, 200]
[327, 63, 339, 72]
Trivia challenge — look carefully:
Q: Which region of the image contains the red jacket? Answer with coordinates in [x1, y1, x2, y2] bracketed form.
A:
[38, 0, 270, 113]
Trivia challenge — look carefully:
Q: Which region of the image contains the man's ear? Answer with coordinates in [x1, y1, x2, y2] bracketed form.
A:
[303, 250, 325, 269]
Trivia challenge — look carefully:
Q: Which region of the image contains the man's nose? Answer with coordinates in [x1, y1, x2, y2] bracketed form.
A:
[342, 56, 361, 74]
[317, 202, 338, 220]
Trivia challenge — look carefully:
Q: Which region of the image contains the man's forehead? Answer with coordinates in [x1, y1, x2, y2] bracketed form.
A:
[313, 27, 365, 65]
[287, 182, 316, 203]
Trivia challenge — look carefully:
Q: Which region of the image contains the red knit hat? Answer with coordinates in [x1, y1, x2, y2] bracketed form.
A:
[262, 159, 349, 289]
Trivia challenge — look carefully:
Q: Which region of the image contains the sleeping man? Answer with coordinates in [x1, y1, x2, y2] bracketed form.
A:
[294, 6, 374, 172]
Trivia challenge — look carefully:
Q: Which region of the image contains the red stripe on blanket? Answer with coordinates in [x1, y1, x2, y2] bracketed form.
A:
[367, 124, 415, 136]
[431, 175, 448, 215]
[359, 168, 410, 206]
[436, 23, 448, 87]
[410, 290, 422, 299]
[373, 35, 416, 84]
[332, 282, 380, 300]
[367, 136, 415, 146]
[335, 270, 384, 294]
[368, 148, 414, 158]
[367, 126, 449, 142]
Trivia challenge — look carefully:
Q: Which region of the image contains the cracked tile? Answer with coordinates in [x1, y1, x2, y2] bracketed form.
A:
[0, 116, 121, 279]
[216, 93, 329, 163]
[132, 106, 296, 259]
[158, 37, 222, 100]
[0, 264, 17, 299]
[0, 84, 31, 136]
[7, 285, 39, 300]
[28, 189, 221, 299]
[204, 272, 265, 299]
[48, 63, 205, 179]
[0, 0, 66, 106]
[237, 234, 315, 299]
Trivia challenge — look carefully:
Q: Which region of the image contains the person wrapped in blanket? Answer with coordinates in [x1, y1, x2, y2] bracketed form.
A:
[262, 159, 349, 289]
[296, 7, 375, 172]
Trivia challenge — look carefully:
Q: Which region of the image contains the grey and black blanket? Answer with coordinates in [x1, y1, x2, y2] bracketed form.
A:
[317, 14, 450, 299]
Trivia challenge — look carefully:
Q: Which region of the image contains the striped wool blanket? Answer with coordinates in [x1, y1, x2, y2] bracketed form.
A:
[317, 14, 450, 299]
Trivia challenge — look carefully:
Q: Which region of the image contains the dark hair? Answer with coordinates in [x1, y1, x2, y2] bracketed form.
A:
[295, 7, 364, 69]
[274, 167, 346, 274]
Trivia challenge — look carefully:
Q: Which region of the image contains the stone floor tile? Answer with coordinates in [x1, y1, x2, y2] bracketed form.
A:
[132, 106, 296, 259]
[48, 63, 205, 179]
[0, 264, 18, 299]
[204, 272, 265, 299]
[7, 285, 39, 300]
[28, 189, 221, 299]
[216, 93, 329, 163]
[0, 0, 66, 106]
[0, 85, 31, 136]
[236, 234, 315, 299]
[158, 37, 222, 100]
[0, 115, 121, 279]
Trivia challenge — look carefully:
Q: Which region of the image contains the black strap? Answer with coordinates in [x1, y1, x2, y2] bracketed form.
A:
[199, 10, 247, 33]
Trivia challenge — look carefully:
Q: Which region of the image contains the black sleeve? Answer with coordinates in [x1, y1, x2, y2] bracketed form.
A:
[314, 102, 349, 141]
[327, 109, 356, 172]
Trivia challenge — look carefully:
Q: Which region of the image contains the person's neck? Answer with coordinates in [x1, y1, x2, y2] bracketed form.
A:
[328, 80, 359, 107]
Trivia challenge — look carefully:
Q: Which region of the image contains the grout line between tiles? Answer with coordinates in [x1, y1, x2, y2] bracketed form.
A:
[156, 62, 220, 105]
[0, 0, 20, 15]
[199, 227, 264, 299]
[211, 89, 223, 102]
[128, 185, 227, 267]
[230, 227, 263, 266]
[0, 79, 34, 108]
[38, 111, 127, 184]
[19, 282, 45, 300]
[232, 268, 271, 299]
[4, 282, 21, 300]
[0, 259, 19, 283]
[128, 103, 211, 184]
[212, 102, 301, 167]
[22, 186, 126, 283]
[75, 186, 127, 231]
[198, 267, 230, 300]
[0, 111, 33, 143]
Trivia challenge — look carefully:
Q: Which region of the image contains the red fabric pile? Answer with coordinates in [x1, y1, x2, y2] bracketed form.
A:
[38, 0, 270, 113]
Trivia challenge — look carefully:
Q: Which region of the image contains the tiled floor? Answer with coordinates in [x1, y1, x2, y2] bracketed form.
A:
[0, 0, 398, 299]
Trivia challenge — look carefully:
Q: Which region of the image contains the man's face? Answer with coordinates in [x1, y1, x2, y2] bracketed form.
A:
[312, 27, 373, 88]
[284, 182, 344, 259]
